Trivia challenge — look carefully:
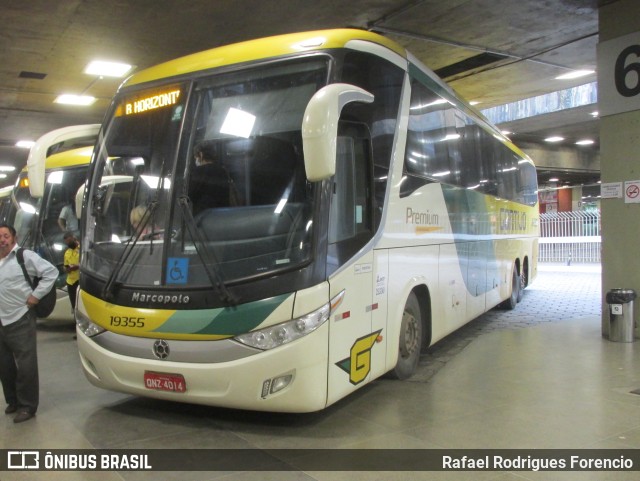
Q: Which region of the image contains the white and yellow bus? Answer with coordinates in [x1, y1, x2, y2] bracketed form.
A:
[10, 125, 98, 320]
[0, 185, 13, 224]
[76, 29, 538, 412]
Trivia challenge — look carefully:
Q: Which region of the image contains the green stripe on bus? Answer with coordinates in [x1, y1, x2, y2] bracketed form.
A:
[152, 293, 291, 336]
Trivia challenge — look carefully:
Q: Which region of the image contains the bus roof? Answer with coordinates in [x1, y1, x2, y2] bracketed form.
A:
[124, 29, 406, 87]
[46, 145, 93, 170]
[20, 146, 93, 173]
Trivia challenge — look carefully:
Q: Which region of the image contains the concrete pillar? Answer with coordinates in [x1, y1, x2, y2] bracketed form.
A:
[599, 0, 640, 337]
[572, 185, 583, 211]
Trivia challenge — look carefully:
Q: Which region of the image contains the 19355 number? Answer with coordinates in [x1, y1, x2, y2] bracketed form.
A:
[110, 316, 145, 328]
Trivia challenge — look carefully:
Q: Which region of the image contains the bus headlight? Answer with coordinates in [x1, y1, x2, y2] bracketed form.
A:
[234, 302, 330, 350]
[76, 309, 106, 337]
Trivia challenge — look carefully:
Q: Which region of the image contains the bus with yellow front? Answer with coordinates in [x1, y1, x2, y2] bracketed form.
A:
[11, 125, 98, 320]
[76, 29, 538, 412]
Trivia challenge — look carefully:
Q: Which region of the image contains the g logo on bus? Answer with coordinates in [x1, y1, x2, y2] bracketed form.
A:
[153, 340, 170, 360]
[336, 330, 382, 385]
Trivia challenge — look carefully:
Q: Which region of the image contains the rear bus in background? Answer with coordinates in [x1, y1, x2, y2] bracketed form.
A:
[76, 29, 538, 412]
[0, 185, 13, 224]
[9, 125, 98, 321]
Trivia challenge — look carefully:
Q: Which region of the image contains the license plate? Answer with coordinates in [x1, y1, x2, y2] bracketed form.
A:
[144, 371, 186, 393]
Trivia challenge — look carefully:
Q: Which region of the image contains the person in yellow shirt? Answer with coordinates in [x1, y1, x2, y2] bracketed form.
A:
[63, 232, 80, 313]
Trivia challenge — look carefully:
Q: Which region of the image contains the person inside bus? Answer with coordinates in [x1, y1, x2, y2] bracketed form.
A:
[188, 141, 237, 217]
[129, 204, 162, 240]
[58, 196, 78, 233]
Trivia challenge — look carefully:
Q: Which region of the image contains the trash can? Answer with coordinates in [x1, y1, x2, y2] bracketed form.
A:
[606, 288, 636, 342]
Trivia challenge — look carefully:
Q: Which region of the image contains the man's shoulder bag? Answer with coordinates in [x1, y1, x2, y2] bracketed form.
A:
[16, 247, 57, 318]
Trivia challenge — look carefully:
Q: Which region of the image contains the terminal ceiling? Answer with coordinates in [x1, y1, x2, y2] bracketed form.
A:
[0, 0, 608, 188]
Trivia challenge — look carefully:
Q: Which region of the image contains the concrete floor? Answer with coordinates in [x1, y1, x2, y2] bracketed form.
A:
[2, 263, 640, 481]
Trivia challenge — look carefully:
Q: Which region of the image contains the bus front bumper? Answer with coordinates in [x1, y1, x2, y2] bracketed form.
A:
[76, 323, 329, 413]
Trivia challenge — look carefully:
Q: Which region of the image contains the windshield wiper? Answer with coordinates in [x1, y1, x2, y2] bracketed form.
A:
[177, 194, 237, 306]
[102, 159, 167, 300]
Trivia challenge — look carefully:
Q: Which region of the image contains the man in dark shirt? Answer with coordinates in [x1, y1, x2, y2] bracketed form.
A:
[188, 142, 232, 217]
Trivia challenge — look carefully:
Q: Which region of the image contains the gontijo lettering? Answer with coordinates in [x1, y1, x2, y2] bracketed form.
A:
[125, 89, 181, 115]
[499, 208, 527, 232]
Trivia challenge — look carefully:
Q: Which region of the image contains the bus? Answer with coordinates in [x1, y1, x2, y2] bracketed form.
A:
[11, 125, 98, 321]
[76, 29, 538, 412]
[0, 185, 13, 223]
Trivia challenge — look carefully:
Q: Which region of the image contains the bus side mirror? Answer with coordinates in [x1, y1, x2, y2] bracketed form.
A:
[302, 83, 374, 181]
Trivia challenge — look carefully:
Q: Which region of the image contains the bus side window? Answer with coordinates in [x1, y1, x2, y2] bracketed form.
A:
[329, 137, 358, 243]
[327, 123, 373, 272]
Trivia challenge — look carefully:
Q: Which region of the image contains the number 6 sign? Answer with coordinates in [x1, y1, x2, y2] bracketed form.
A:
[598, 31, 640, 116]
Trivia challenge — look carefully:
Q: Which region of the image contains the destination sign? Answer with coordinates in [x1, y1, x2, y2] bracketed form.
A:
[123, 89, 181, 116]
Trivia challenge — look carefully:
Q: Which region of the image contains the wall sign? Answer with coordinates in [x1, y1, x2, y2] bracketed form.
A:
[598, 31, 640, 116]
[624, 180, 640, 203]
[601, 182, 623, 199]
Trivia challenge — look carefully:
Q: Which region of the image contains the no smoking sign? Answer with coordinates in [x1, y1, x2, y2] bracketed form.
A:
[624, 180, 640, 203]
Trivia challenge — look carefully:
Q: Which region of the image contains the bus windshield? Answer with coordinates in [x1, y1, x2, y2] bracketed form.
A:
[84, 57, 328, 292]
[13, 165, 87, 263]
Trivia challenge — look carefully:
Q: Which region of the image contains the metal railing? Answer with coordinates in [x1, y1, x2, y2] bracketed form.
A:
[539, 211, 601, 263]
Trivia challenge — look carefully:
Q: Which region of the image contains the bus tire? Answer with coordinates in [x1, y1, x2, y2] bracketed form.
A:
[390, 292, 422, 380]
[500, 268, 519, 310]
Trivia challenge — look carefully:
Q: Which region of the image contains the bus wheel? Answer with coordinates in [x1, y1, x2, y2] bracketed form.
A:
[500, 268, 519, 310]
[391, 292, 422, 380]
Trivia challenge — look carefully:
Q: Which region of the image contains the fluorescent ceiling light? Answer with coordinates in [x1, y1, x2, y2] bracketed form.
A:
[590, 111, 599, 117]
[469, 101, 480, 105]
[410, 98, 448, 111]
[441, 133, 460, 142]
[54, 94, 96, 106]
[16, 140, 35, 149]
[84, 60, 132, 77]
[575, 139, 594, 145]
[274, 198, 288, 214]
[545, 136, 564, 142]
[220, 107, 256, 138]
[47, 171, 64, 184]
[292, 36, 326, 50]
[19, 202, 37, 214]
[555, 70, 595, 80]
[549, 177, 559, 182]
[0, 174, 6, 179]
[0, 165, 16, 171]
[141, 175, 171, 189]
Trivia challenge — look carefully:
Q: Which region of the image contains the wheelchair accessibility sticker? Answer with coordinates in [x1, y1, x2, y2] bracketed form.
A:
[166, 258, 189, 284]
